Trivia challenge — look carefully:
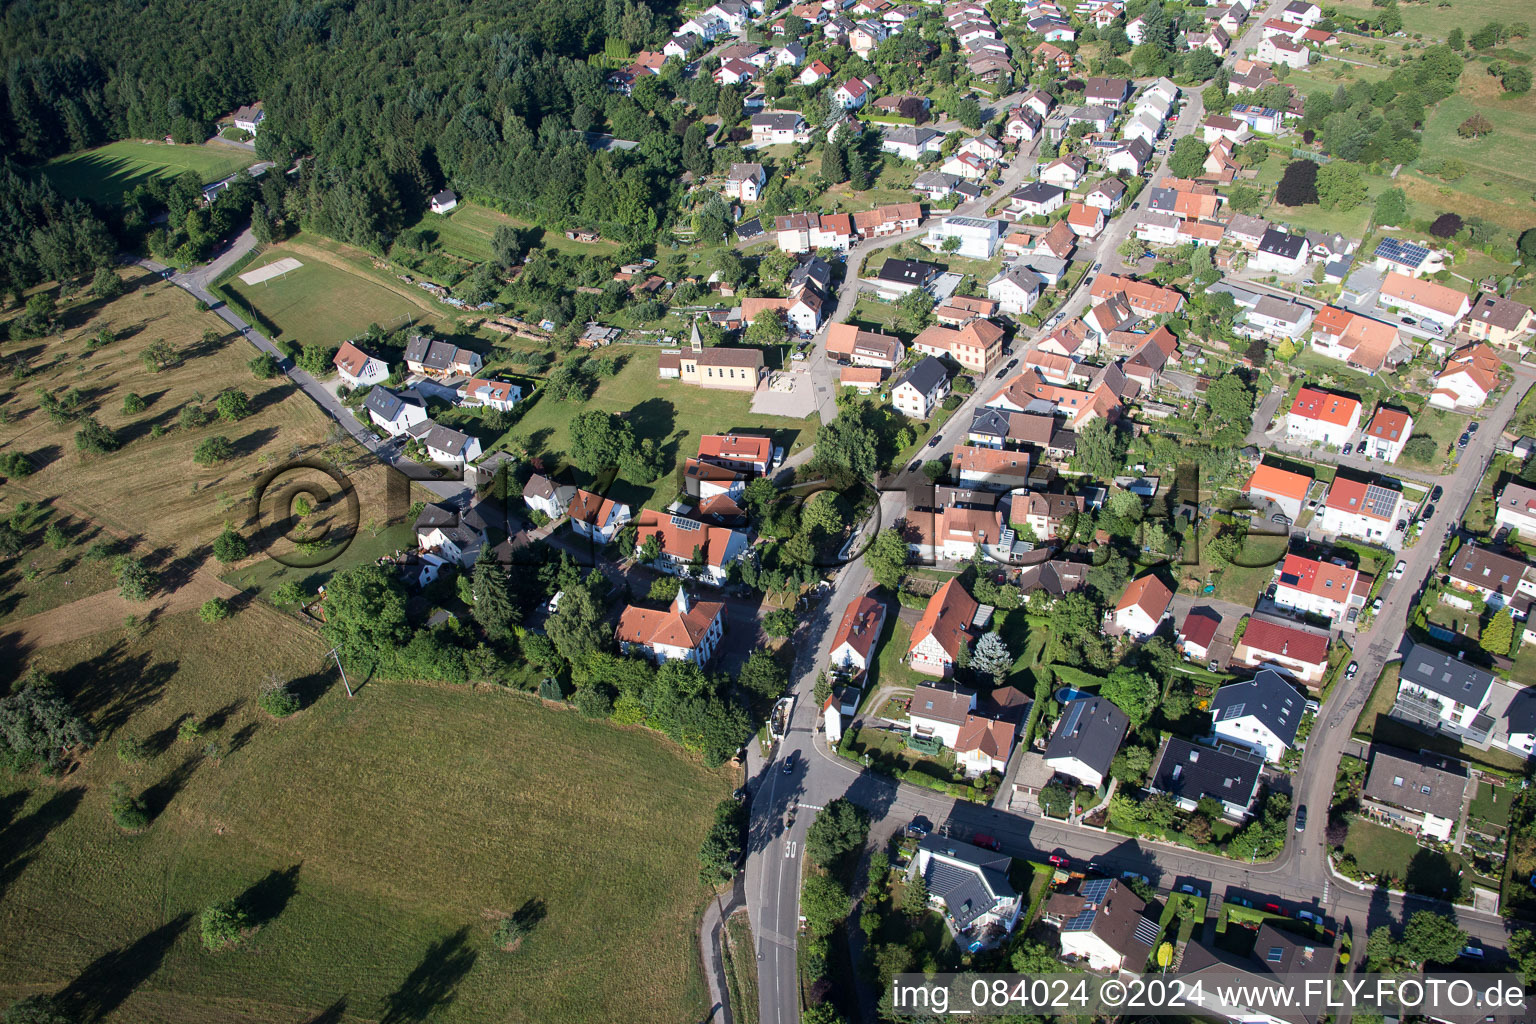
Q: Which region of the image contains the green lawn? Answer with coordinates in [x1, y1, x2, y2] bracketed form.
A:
[1343, 819, 1470, 899]
[1397, 406, 1464, 473]
[1352, 661, 1530, 772]
[221, 248, 427, 349]
[1329, 0, 1530, 39]
[0, 539, 121, 620]
[42, 140, 258, 205]
[1470, 780, 1514, 829]
[499, 348, 808, 511]
[0, 606, 728, 1024]
[408, 202, 621, 262]
[218, 522, 421, 605]
[861, 617, 928, 712]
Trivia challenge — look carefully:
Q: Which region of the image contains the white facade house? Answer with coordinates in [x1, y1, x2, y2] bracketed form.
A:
[1043, 697, 1128, 789]
[1272, 553, 1369, 624]
[333, 341, 390, 388]
[1495, 482, 1536, 540]
[830, 595, 888, 673]
[1284, 387, 1360, 447]
[911, 836, 1022, 940]
[408, 421, 483, 466]
[1210, 669, 1304, 764]
[1053, 879, 1159, 973]
[1113, 574, 1173, 639]
[891, 357, 950, 419]
[926, 216, 1001, 259]
[1361, 407, 1413, 463]
[567, 489, 633, 545]
[908, 683, 978, 747]
[414, 501, 489, 569]
[617, 589, 726, 666]
[987, 266, 1042, 315]
[363, 386, 428, 436]
[522, 473, 575, 519]
[1317, 477, 1402, 545]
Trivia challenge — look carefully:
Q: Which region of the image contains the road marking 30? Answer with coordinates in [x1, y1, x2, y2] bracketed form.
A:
[785, 841, 798, 859]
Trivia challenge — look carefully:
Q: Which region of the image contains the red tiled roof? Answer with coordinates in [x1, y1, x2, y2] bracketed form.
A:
[832, 595, 886, 662]
[616, 591, 724, 651]
[1239, 618, 1328, 665]
[1289, 386, 1359, 427]
[1179, 609, 1219, 647]
[1245, 463, 1311, 502]
[1115, 574, 1173, 619]
[908, 578, 978, 661]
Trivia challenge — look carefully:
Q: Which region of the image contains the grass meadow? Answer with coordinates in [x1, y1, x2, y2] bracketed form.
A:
[43, 141, 257, 205]
[410, 203, 622, 261]
[0, 605, 729, 1023]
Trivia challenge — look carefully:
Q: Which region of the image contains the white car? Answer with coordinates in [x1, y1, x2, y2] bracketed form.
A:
[1391, 561, 1406, 580]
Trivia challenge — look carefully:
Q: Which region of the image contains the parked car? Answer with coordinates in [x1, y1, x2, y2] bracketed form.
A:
[1462, 941, 1485, 959]
[1423, 504, 1436, 520]
[1347, 607, 1359, 623]
[926, 436, 941, 448]
[1005, 358, 1018, 371]
[1392, 560, 1406, 580]
[1397, 518, 1408, 532]
[1092, 262, 1102, 272]
[1294, 805, 1307, 833]
[1458, 433, 1470, 448]
[1266, 584, 1278, 599]
[1400, 316, 1418, 326]
[1271, 513, 1290, 525]
[1048, 853, 1069, 866]
[1371, 597, 1383, 613]
[974, 834, 1002, 852]
[1179, 883, 1203, 897]
[1263, 902, 1283, 914]
[1346, 661, 1359, 679]
[908, 460, 921, 472]
[1469, 421, 1479, 434]
[1229, 896, 1254, 908]
[1296, 909, 1320, 924]
[782, 752, 796, 774]
[1431, 485, 1443, 502]
[1342, 442, 1354, 455]
[1208, 659, 1220, 672]
[905, 816, 932, 838]
[1121, 870, 1151, 885]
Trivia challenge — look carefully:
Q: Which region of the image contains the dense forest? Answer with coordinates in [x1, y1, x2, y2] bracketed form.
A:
[0, 0, 686, 250]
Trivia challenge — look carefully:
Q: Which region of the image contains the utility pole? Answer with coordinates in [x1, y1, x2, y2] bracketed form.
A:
[327, 647, 354, 698]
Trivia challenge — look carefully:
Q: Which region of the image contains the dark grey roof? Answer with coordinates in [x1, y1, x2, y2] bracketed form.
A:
[1363, 746, 1469, 821]
[935, 485, 998, 509]
[876, 258, 942, 285]
[1151, 738, 1264, 810]
[970, 407, 1012, 438]
[1146, 186, 1178, 212]
[1011, 182, 1066, 206]
[789, 255, 833, 295]
[1044, 698, 1128, 775]
[1212, 669, 1304, 747]
[898, 356, 949, 396]
[751, 111, 804, 130]
[917, 834, 1015, 931]
[403, 334, 433, 365]
[1179, 924, 1332, 1024]
[1090, 178, 1127, 200]
[883, 124, 944, 147]
[364, 386, 422, 422]
[1115, 137, 1153, 164]
[409, 420, 476, 457]
[735, 217, 763, 239]
[1400, 642, 1494, 707]
[1258, 227, 1306, 260]
[431, 189, 457, 205]
[914, 171, 961, 191]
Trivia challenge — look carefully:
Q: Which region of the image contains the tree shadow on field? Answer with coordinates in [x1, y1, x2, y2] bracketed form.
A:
[141, 753, 202, 822]
[56, 913, 190, 1022]
[239, 863, 301, 928]
[59, 643, 178, 739]
[378, 927, 478, 1023]
[0, 787, 84, 902]
[301, 997, 350, 1024]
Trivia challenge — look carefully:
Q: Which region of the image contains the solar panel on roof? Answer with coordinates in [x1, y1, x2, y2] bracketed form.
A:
[1267, 946, 1284, 962]
[1374, 237, 1429, 268]
[670, 516, 702, 531]
[1133, 916, 1160, 946]
[1080, 877, 1111, 902]
[1064, 908, 1098, 931]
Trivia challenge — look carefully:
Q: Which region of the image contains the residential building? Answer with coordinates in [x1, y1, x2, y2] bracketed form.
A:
[912, 319, 1006, 374]
[723, 162, 767, 202]
[232, 101, 265, 134]
[1202, 114, 1252, 145]
[1103, 138, 1153, 177]
[1113, 573, 1174, 638]
[1233, 615, 1331, 688]
[1179, 608, 1220, 660]
[1281, 0, 1322, 25]
[852, 202, 924, 239]
[952, 444, 1031, 493]
[953, 714, 1017, 777]
[1085, 178, 1126, 211]
[1241, 295, 1312, 341]
[522, 473, 575, 519]
[1431, 342, 1501, 410]
[428, 189, 458, 214]
[1064, 202, 1106, 238]
[697, 433, 773, 476]
[407, 421, 481, 466]
[1272, 553, 1370, 624]
[1039, 155, 1088, 189]
[1360, 747, 1469, 842]
[987, 265, 1043, 315]
[1362, 406, 1413, 463]
[910, 835, 1021, 941]
[1393, 642, 1498, 749]
[1251, 227, 1308, 275]
[1084, 76, 1134, 109]
[1210, 669, 1305, 763]
[826, 323, 905, 367]
[1445, 542, 1536, 608]
[1257, 33, 1309, 67]
[1308, 306, 1402, 375]
[1088, 274, 1185, 317]
[633, 509, 750, 586]
[934, 294, 999, 326]
[414, 501, 489, 569]
[1378, 271, 1471, 329]
[333, 340, 390, 388]
[1048, 878, 1160, 973]
[458, 377, 521, 413]
[907, 580, 979, 677]
[1285, 387, 1361, 447]
[750, 111, 809, 145]
[892, 356, 951, 419]
[926, 216, 1002, 260]
[833, 76, 873, 109]
[881, 125, 946, 161]
[1032, 41, 1074, 72]
[1004, 106, 1044, 142]
[1044, 697, 1129, 788]
[870, 256, 943, 298]
[831, 595, 888, 673]
[1466, 293, 1535, 350]
[1495, 482, 1536, 540]
[567, 489, 632, 544]
[1318, 475, 1402, 544]
[684, 459, 746, 500]
[1179, 924, 1334, 1024]
[1014, 490, 1085, 541]
[1244, 463, 1312, 521]
[404, 334, 483, 377]
[616, 588, 726, 666]
[1150, 737, 1265, 819]
[363, 386, 428, 436]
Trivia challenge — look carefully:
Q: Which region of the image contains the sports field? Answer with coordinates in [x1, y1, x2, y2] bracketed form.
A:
[222, 241, 431, 349]
[409, 202, 619, 262]
[43, 141, 257, 205]
[0, 604, 728, 1024]
[500, 347, 808, 510]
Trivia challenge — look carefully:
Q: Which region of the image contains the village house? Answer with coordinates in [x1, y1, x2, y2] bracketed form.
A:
[912, 318, 1006, 373]
[1285, 387, 1360, 447]
[831, 595, 888, 674]
[633, 509, 750, 586]
[722, 162, 767, 202]
[414, 501, 490, 570]
[1178, 608, 1220, 661]
[1318, 475, 1402, 545]
[403, 335, 483, 377]
[1272, 552, 1370, 624]
[1251, 227, 1308, 275]
[407, 421, 482, 466]
[1308, 306, 1402, 375]
[1233, 615, 1331, 688]
[1047, 878, 1160, 973]
[987, 266, 1043, 315]
[907, 579, 980, 677]
[1360, 747, 1468, 843]
[1377, 271, 1471, 330]
[1430, 342, 1501, 410]
[1211, 669, 1305, 764]
[617, 588, 727, 666]
[750, 111, 809, 145]
[1043, 697, 1129, 789]
[1113, 573, 1174, 638]
[1445, 542, 1536, 608]
[566, 489, 632, 545]
[1465, 293, 1535, 350]
[333, 340, 390, 388]
[891, 357, 951, 419]
[363, 386, 428, 436]
[232, 101, 265, 134]
[952, 444, 1032, 493]
[1496, 482, 1536, 540]
[1361, 406, 1413, 463]
[926, 216, 1002, 259]
[522, 473, 576, 519]
[909, 836, 1021, 943]
[1149, 737, 1265, 820]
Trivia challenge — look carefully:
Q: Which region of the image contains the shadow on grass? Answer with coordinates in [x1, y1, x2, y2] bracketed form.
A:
[240, 863, 301, 927]
[301, 997, 350, 1024]
[57, 913, 191, 1022]
[378, 927, 478, 1024]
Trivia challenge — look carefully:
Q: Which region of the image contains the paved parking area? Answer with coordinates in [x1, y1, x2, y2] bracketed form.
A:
[750, 370, 819, 418]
